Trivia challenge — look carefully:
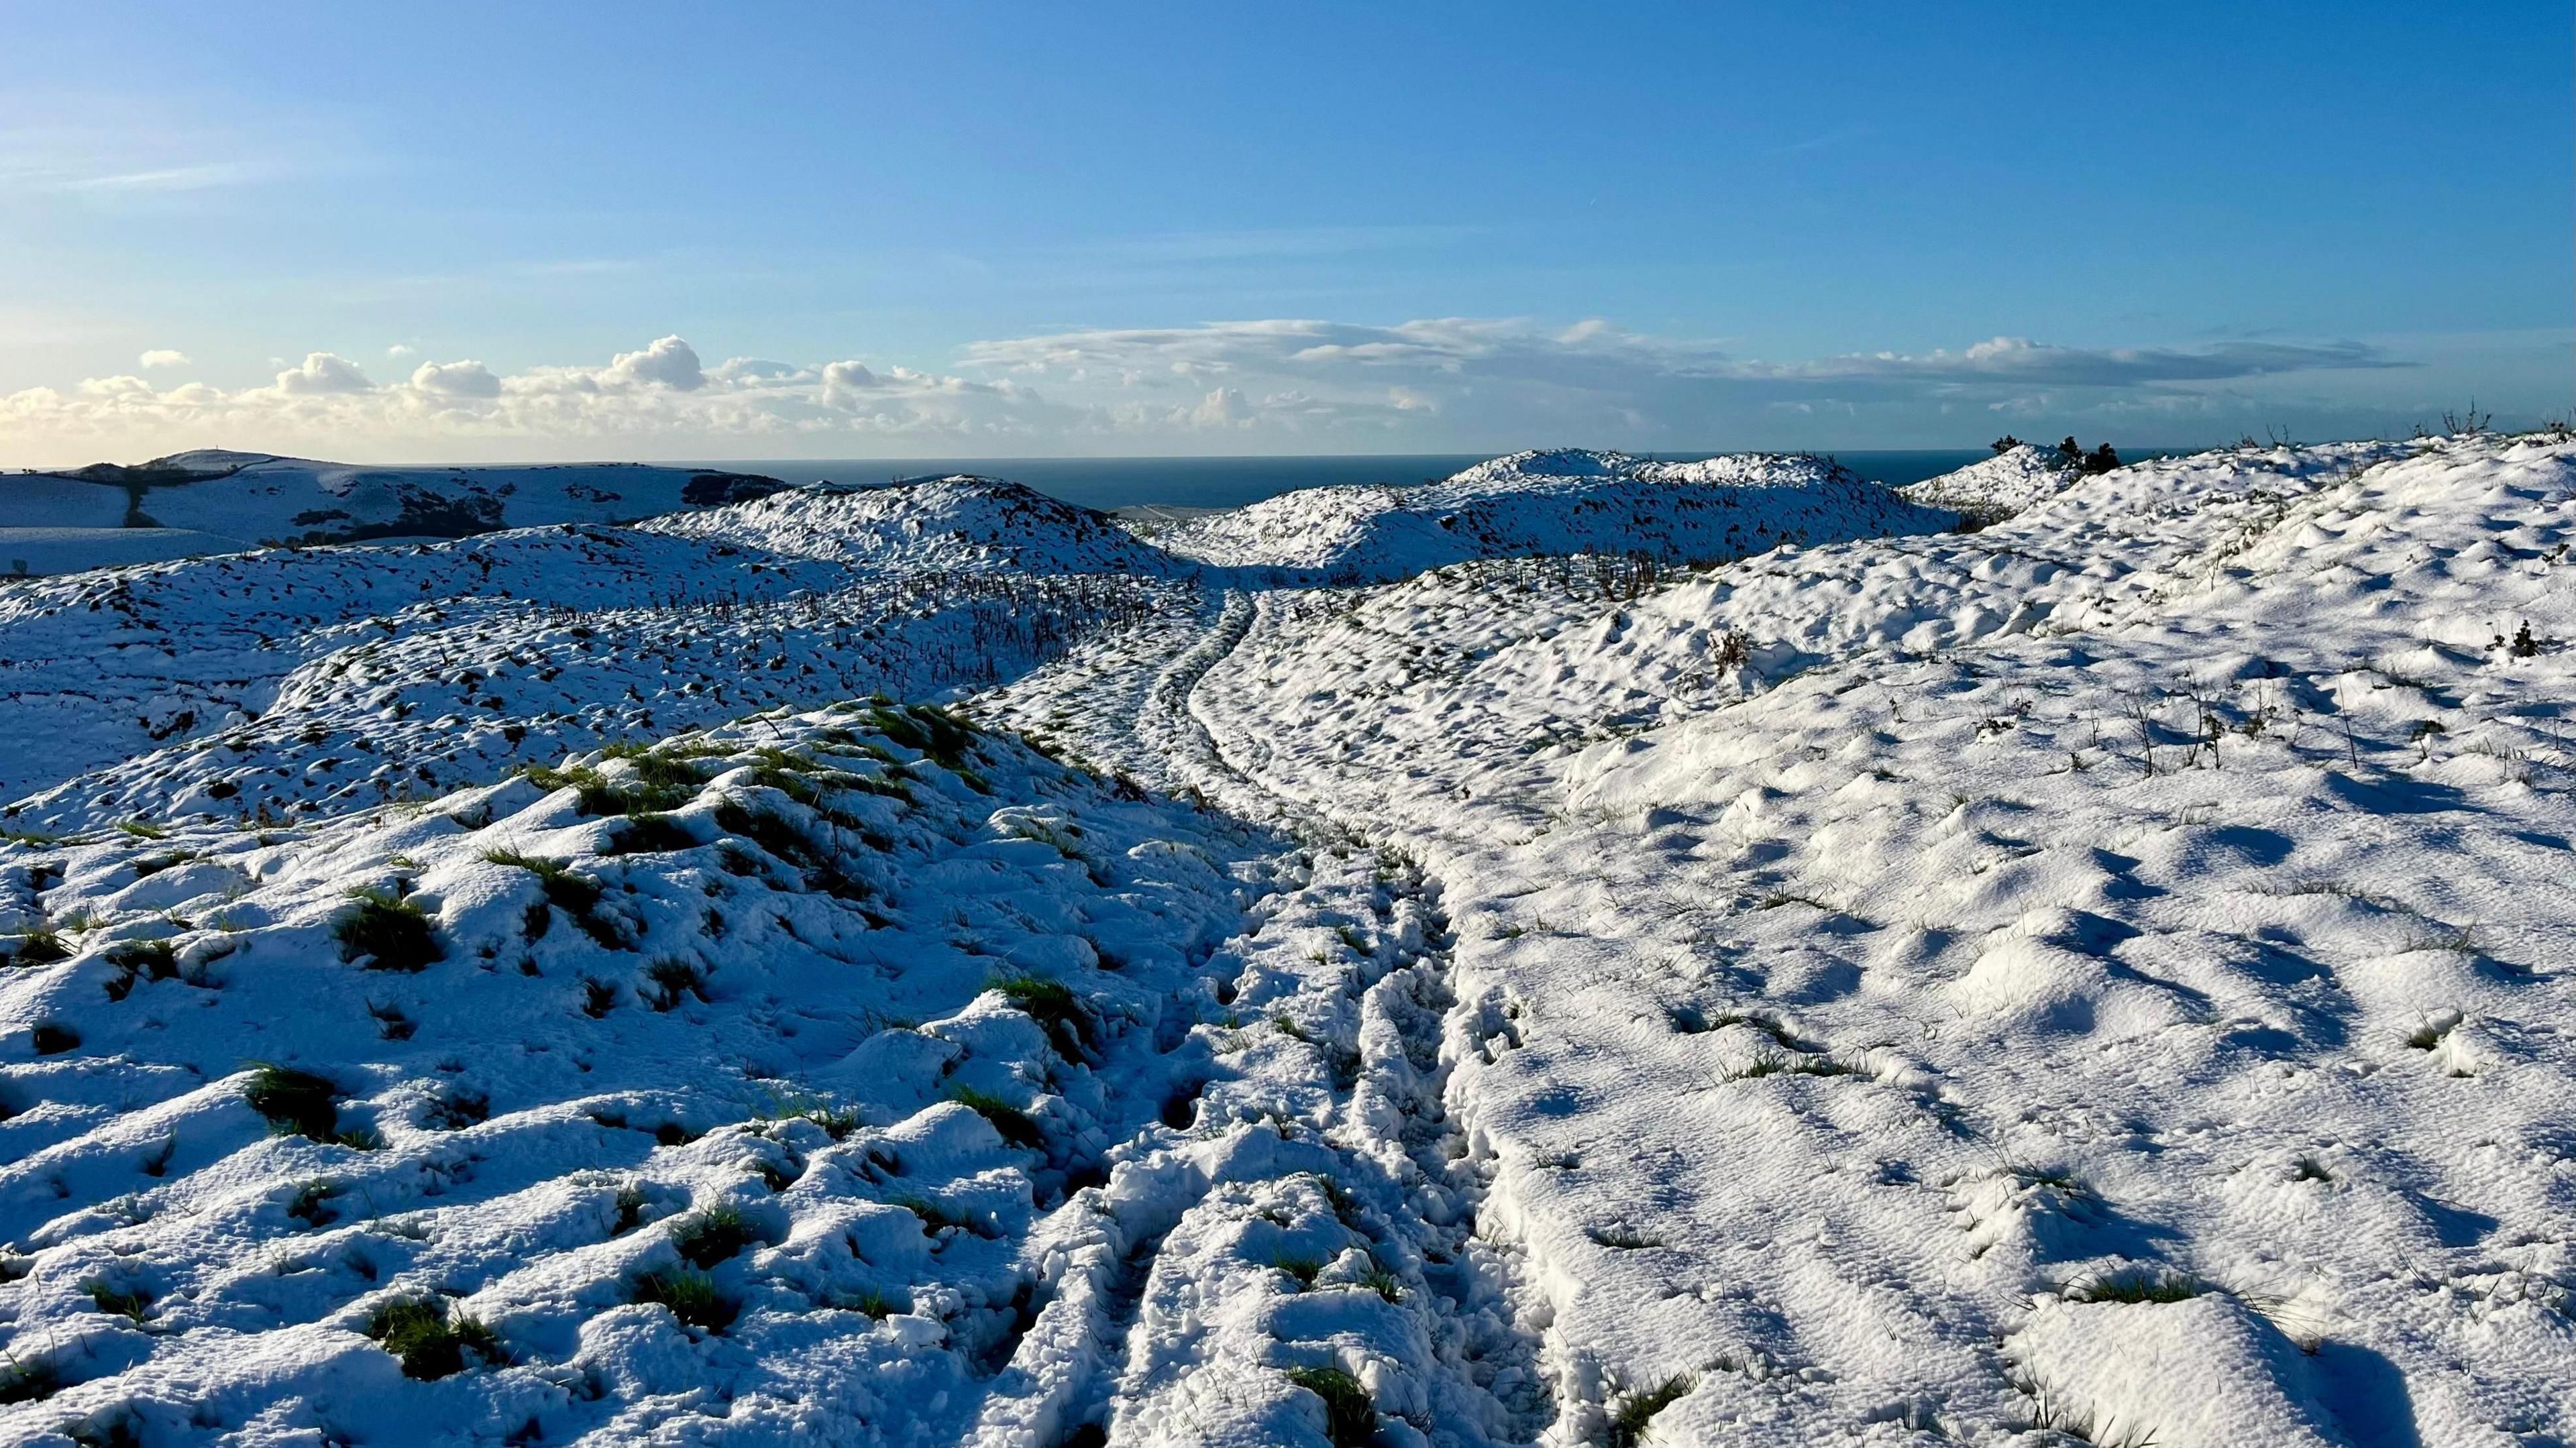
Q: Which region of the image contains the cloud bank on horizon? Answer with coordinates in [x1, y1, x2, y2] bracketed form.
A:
[1, 321, 2434, 466]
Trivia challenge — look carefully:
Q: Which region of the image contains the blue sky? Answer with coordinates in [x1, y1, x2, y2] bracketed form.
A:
[3, 1, 2567, 463]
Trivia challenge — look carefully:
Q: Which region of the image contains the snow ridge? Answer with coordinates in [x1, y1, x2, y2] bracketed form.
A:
[1154, 449, 1949, 581]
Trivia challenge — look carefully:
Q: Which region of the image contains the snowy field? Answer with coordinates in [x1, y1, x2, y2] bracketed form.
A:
[1, 437, 2571, 1447]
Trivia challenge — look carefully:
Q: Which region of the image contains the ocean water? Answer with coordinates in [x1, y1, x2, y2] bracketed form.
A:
[696, 451, 2000, 512]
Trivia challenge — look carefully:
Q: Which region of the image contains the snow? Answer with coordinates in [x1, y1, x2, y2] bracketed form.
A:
[0, 453, 805, 560]
[0, 531, 253, 579]
[1152, 449, 1949, 582]
[4, 435, 2573, 1446]
[1895, 443, 2082, 523]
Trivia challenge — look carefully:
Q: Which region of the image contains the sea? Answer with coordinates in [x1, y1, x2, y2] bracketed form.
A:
[692, 451, 2003, 512]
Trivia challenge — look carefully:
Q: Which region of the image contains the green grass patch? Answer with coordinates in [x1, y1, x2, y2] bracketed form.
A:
[367, 1298, 502, 1379]
[244, 1063, 340, 1141]
[643, 957, 708, 1011]
[947, 1086, 1045, 1150]
[287, 1179, 341, 1227]
[7, 929, 69, 966]
[628, 1268, 735, 1333]
[335, 889, 443, 972]
[101, 940, 179, 1000]
[0, 1354, 60, 1404]
[1283, 1366, 1375, 1448]
[993, 972, 1095, 1059]
[607, 813, 698, 855]
[670, 1203, 759, 1270]
[80, 1280, 150, 1325]
[712, 800, 817, 867]
[891, 1194, 975, 1235]
[1609, 1374, 1697, 1448]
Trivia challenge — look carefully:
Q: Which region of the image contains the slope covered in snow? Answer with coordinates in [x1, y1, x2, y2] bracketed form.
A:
[640, 476, 1181, 576]
[1154, 449, 1949, 581]
[0, 451, 798, 555]
[5, 435, 2573, 1448]
[981, 432, 2576, 1447]
[0, 476, 1189, 832]
[1896, 442, 2081, 524]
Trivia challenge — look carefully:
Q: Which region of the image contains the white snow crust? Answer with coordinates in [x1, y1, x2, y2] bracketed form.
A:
[4, 436, 2573, 1447]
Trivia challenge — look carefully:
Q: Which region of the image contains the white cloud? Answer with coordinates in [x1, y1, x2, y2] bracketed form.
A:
[1189, 388, 1253, 429]
[410, 359, 502, 400]
[606, 335, 704, 391]
[274, 352, 373, 396]
[0, 322, 2430, 466]
[138, 349, 189, 369]
[388, 344, 417, 359]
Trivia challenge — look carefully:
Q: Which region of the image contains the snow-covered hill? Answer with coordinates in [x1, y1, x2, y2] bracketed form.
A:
[640, 476, 1183, 576]
[1896, 441, 2081, 523]
[0, 451, 797, 554]
[3, 436, 2571, 1448]
[0, 476, 1191, 834]
[1154, 449, 1950, 581]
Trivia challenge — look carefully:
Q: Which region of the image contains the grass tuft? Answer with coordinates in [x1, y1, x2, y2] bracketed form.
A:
[1609, 1374, 1697, 1448]
[643, 957, 709, 1011]
[287, 1179, 341, 1227]
[712, 800, 817, 867]
[244, 1063, 340, 1141]
[1283, 1366, 1375, 1448]
[947, 1086, 1045, 1150]
[891, 1194, 975, 1235]
[0, 1353, 60, 1404]
[628, 1267, 735, 1333]
[670, 1203, 759, 1270]
[7, 929, 70, 966]
[1269, 1252, 1325, 1288]
[1356, 1266, 1406, 1304]
[993, 972, 1095, 1059]
[335, 890, 443, 972]
[80, 1279, 150, 1325]
[608, 812, 698, 855]
[101, 940, 179, 1000]
[367, 1298, 502, 1379]
[2070, 1268, 2199, 1304]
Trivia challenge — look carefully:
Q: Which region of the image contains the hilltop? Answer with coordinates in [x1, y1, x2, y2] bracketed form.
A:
[1155, 447, 1949, 581]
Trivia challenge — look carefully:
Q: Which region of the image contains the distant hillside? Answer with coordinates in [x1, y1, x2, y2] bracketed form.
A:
[641, 474, 1185, 575]
[1, 450, 793, 549]
[1152, 447, 1952, 580]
